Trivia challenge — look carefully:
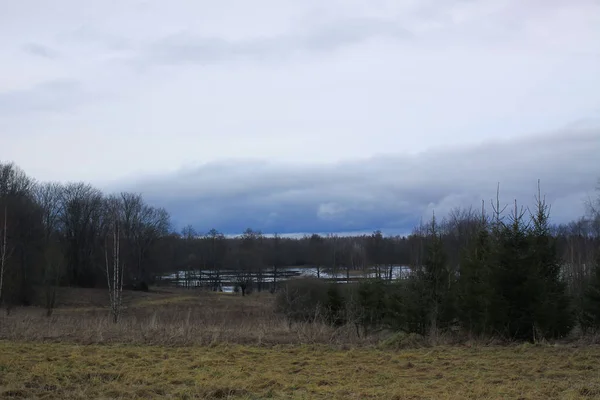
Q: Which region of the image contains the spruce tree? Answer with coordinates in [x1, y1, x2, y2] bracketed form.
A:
[325, 283, 345, 326]
[582, 246, 600, 332]
[421, 212, 451, 337]
[528, 182, 573, 339]
[490, 200, 535, 340]
[458, 202, 492, 336]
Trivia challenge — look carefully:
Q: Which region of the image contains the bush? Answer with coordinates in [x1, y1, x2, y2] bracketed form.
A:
[276, 277, 438, 338]
[347, 279, 387, 336]
[275, 278, 330, 323]
[325, 283, 345, 326]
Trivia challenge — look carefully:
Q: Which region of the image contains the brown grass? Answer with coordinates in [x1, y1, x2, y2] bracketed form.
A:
[0, 288, 376, 346]
[2, 288, 600, 399]
[1, 341, 600, 399]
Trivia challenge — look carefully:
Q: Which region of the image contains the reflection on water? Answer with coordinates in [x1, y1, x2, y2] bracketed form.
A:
[161, 265, 412, 293]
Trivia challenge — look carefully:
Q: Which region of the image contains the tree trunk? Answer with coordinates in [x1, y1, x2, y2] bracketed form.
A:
[0, 206, 8, 304]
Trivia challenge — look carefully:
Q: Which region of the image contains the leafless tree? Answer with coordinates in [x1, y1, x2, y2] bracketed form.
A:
[346, 239, 366, 282]
[0, 205, 12, 304]
[327, 233, 340, 279]
[60, 182, 105, 287]
[308, 234, 325, 279]
[34, 182, 64, 316]
[204, 228, 226, 291]
[181, 225, 197, 289]
[0, 162, 35, 310]
[104, 197, 124, 323]
[120, 192, 170, 287]
[367, 230, 385, 279]
[270, 233, 283, 293]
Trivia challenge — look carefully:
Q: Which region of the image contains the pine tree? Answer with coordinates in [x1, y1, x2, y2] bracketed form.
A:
[528, 182, 573, 339]
[420, 212, 451, 337]
[582, 246, 600, 332]
[490, 200, 535, 340]
[355, 278, 387, 336]
[458, 202, 492, 336]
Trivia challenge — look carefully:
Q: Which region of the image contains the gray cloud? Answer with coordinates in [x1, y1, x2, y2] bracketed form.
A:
[22, 43, 60, 59]
[112, 128, 600, 235]
[58, 25, 132, 52]
[137, 17, 411, 66]
[0, 80, 79, 115]
[0, 79, 106, 116]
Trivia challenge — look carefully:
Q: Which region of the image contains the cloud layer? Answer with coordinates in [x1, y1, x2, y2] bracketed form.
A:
[117, 128, 600, 234]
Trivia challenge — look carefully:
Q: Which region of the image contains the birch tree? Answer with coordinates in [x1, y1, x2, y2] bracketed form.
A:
[105, 197, 124, 323]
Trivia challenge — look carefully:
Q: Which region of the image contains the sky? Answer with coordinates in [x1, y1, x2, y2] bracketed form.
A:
[1, 0, 600, 235]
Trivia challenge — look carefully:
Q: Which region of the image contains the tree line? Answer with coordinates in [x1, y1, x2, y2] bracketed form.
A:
[1, 160, 600, 339]
[278, 183, 600, 341]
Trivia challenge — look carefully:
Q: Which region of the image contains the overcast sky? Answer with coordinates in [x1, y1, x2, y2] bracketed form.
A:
[1, 0, 599, 234]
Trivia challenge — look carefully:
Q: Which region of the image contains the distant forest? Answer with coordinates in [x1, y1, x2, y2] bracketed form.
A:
[1, 161, 600, 339]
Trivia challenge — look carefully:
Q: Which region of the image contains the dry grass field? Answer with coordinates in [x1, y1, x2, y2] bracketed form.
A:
[0, 288, 365, 346]
[2, 341, 600, 399]
[1, 288, 600, 399]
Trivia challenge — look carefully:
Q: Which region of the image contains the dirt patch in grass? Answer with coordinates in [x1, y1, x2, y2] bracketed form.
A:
[1, 341, 599, 399]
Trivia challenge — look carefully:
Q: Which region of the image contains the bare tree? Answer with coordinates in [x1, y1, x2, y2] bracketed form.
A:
[205, 228, 226, 291]
[347, 239, 366, 282]
[104, 197, 124, 323]
[270, 233, 283, 293]
[60, 183, 105, 287]
[308, 234, 325, 279]
[0, 163, 36, 310]
[34, 182, 64, 316]
[367, 231, 385, 279]
[0, 205, 12, 304]
[120, 192, 170, 288]
[181, 225, 197, 289]
[327, 233, 340, 279]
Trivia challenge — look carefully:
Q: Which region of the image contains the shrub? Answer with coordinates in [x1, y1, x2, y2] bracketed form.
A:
[275, 278, 330, 323]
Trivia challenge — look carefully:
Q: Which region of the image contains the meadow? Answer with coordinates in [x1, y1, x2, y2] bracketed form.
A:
[1, 288, 600, 399]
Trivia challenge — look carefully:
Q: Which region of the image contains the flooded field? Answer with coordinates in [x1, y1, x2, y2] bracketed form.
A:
[160, 265, 412, 292]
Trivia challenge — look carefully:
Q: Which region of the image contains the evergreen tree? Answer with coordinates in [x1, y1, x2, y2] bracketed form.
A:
[420, 213, 451, 337]
[386, 278, 430, 335]
[458, 202, 493, 336]
[490, 200, 536, 340]
[528, 183, 573, 339]
[582, 246, 600, 332]
[325, 283, 345, 326]
[355, 278, 387, 336]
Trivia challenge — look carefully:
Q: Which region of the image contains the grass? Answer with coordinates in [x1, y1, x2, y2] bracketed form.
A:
[1, 288, 369, 346]
[2, 341, 600, 399]
[2, 287, 600, 398]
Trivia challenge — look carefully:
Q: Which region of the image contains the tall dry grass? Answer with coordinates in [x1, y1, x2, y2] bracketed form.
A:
[2, 287, 596, 348]
[0, 288, 383, 346]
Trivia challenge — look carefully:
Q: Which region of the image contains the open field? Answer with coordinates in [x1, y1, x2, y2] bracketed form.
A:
[2, 288, 600, 399]
[0, 288, 371, 346]
[2, 341, 600, 399]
